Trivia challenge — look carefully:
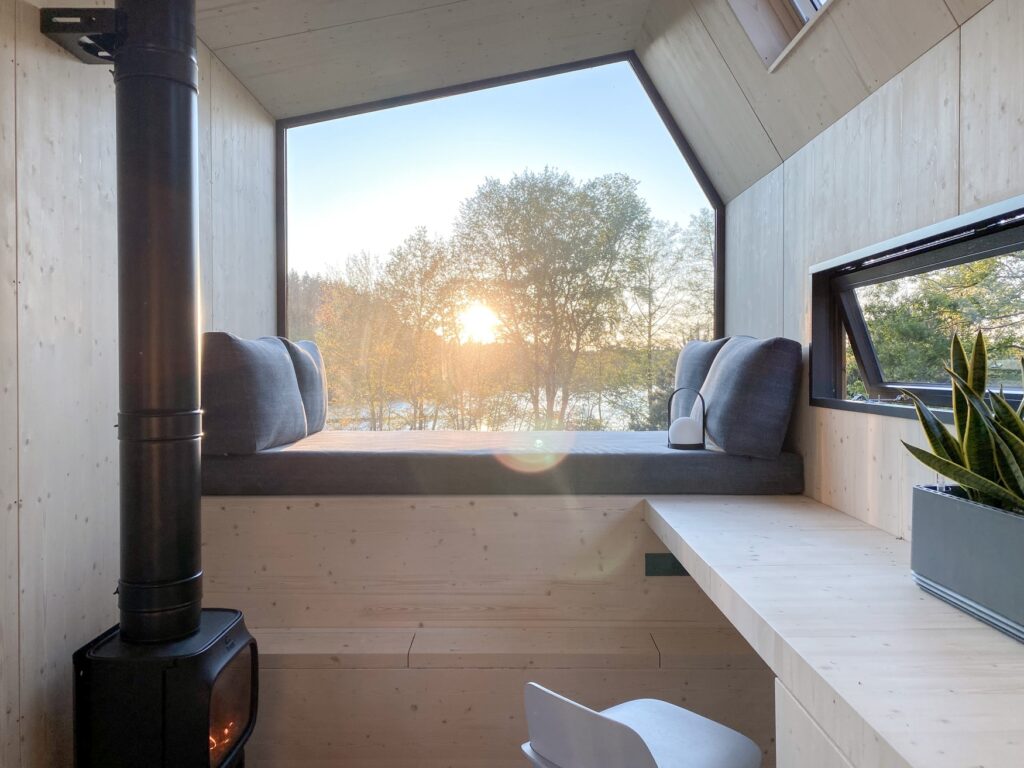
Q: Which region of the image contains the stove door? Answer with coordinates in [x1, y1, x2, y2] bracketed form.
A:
[209, 643, 255, 766]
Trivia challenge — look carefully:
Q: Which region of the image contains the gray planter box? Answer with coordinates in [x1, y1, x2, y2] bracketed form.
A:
[912, 485, 1024, 643]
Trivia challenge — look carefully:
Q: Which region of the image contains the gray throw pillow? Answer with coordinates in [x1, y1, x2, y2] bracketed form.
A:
[672, 337, 730, 419]
[202, 332, 308, 455]
[284, 339, 328, 434]
[699, 336, 802, 459]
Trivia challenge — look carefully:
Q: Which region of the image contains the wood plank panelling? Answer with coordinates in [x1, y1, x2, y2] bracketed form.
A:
[783, 30, 960, 344]
[14, 2, 120, 763]
[254, 628, 416, 669]
[724, 166, 784, 336]
[775, 680, 853, 768]
[197, 0, 494, 52]
[638, 0, 781, 202]
[247, 666, 775, 767]
[651, 626, 764, 669]
[720, 32, 960, 538]
[800, 408, 935, 540]
[207, 55, 276, 338]
[0, 0, 20, 763]
[690, 0, 956, 161]
[201, 496, 725, 628]
[944, 0, 995, 24]
[203, 495, 776, 766]
[691, 0, 867, 161]
[823, 0, 956, 91]
[2, 10, 276, 763]
[784, 34, 959, 538]
[959, 0, 1024, 212]
[192, 0, 991, 208]
[215, 0, 647, 120]
[408, 627, 659, 669]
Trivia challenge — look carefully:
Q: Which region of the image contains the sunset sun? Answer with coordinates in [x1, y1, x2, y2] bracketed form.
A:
[458, 301, 501, 344]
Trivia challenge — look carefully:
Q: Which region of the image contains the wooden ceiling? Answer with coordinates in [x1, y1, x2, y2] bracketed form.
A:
[196, 0, 649, 119]
[196, 0, 995, 201]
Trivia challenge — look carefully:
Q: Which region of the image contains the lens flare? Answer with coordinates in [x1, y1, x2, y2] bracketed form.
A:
[494, 434, 574, 474]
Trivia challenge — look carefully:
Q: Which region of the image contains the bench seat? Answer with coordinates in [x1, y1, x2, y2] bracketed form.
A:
[203, 430, 804, 496]
[252, 626, 767, 672]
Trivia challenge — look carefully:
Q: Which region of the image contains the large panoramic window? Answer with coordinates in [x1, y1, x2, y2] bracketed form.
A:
[284, 60, 719, 432]
[812, 207, 1024, 414]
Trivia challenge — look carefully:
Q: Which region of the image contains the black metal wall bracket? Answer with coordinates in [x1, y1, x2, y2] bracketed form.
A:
[40, 8, 123, 64]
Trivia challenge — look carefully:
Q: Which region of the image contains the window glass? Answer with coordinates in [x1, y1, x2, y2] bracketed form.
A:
[843, 328, 867, 401]
[853, 250, 1024, 389]
[285, 62, 717, 432]
[790, 0, 828, 23]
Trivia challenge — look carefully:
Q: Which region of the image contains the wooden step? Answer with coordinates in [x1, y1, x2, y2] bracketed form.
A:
[409, 627, 659, 669]
[253, 628, 414, 669]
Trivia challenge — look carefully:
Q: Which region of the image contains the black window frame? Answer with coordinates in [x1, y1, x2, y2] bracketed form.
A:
[811, 201, 1024, 420]
[274, 51, 726, 340]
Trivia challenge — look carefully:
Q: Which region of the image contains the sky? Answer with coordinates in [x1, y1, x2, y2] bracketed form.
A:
[286, 61, 711, 277]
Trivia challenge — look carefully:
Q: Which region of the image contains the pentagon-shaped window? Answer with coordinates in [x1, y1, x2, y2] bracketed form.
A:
[283, 59, 721, 432]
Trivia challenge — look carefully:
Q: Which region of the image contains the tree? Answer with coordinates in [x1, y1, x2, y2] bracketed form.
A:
[381, 229, 463, 429]
[676, 208, 716, 343]
[286, 270, 326, 342]
[852, 251, 1024, 391]
[456, 168, 651, 428]
[315, 255, 406, 430]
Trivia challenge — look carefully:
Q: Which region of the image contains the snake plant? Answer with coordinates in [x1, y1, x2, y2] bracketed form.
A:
[902, 332, 1024, 514]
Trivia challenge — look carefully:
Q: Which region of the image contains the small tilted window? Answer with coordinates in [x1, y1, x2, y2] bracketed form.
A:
[811, 203, 1024, 416]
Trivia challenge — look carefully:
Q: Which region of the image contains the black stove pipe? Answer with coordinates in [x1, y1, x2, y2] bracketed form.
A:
[114, 0, 203, 643]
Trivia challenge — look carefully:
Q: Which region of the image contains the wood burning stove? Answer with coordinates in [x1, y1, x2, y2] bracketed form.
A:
[41, 2, 259, 765]
[74, 610, 257, 767]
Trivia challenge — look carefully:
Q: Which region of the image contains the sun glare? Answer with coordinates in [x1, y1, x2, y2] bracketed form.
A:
[458, 301, 501, 344]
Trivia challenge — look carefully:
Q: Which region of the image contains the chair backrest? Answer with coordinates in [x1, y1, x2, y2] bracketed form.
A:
[523, 684, 658, 768]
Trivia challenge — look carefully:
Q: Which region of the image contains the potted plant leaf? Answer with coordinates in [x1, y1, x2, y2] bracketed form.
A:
[902, 331, 1024, 642]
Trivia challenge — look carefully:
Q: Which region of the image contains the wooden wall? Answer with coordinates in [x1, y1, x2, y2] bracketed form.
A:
[0, 2, 18, 764]
[0, 5, 277, 765]
[638, 0, 992, 201]
[202, 42, 277, 338]
[202, 496, 725, 630]
[725, 0, 1024, 539]
[202, 496, 776, 766]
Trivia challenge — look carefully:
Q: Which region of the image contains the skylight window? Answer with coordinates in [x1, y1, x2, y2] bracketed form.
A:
[282, 59, 721, 432]
[789, 0, 829, 24]
[727, 0, 831, 68]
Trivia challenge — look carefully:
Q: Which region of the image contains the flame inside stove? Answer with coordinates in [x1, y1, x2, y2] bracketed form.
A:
[209, 721, 238, 762]
[208, 643, 254, 767]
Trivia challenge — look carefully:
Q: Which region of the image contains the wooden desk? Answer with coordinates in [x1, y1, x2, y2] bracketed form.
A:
[645, 495, 1024, 768]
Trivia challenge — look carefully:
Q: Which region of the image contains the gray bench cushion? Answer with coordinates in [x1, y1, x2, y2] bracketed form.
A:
[202, 333, 308, 455]
[202, 430, 804, 495]
[284, 339, 328, 434]
[700, 336, 802, 459]
[672, 338, 729, 419]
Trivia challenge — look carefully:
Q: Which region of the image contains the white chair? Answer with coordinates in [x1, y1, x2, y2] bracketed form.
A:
[521, 683, 762, 768]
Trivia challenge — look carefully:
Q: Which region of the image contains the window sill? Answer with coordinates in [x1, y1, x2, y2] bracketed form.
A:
[810, 396, 954, 425]
[768, 0, 839, 73]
